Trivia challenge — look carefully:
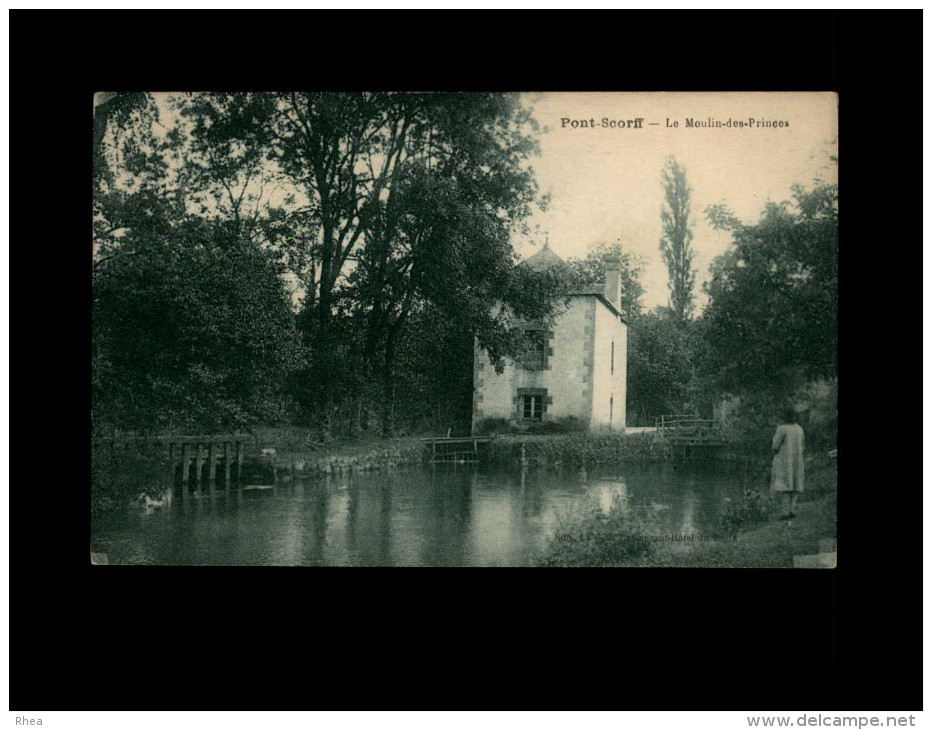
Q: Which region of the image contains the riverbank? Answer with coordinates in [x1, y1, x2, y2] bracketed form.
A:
[95, 427, 673, 512]
[90, 428, 429, 511]
[246, 426, 426, 474]
[249, 427, 682, 474]
[537, 452, 837, 568]
[488, 431, 675, 465]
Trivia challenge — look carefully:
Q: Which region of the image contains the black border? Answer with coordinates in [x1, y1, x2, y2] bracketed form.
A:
[11, 10, 921, 711]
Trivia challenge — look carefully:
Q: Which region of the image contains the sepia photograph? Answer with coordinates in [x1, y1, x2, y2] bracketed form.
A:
[91, 91, 838, 568]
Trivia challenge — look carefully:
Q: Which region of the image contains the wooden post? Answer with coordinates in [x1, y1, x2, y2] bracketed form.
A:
[167, 441, 175, 492]
[195, 442, 206, 493]
[165, 440, 174, 495]
[224, 441, 231, 488]
[236, 440, 244, 483]
[181, 443, 190, 492]
[208, 441, 217, 491]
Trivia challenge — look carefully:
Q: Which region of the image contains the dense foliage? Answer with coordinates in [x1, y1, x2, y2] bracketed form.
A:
[626, 307, 709, 425]
[92, 228, 307, 432]
[92, 92, 836, 443]
[625, 175, 838, 431]
[703, 182, 838, 393]
[93, 92, 561, 437]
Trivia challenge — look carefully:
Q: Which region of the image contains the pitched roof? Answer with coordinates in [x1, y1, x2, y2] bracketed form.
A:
[520, 244, 568, 271]
[519, 247, 626, 322]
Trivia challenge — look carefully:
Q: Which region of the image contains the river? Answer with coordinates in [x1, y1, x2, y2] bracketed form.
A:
[90, 461, 747, 566]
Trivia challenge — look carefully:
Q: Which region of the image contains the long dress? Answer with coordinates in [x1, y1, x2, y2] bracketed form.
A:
[771, 424, 805, 492]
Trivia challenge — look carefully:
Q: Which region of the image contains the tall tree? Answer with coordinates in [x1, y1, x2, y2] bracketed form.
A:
[96, 92, 558, 437]
[244, 92, 551, 429]
[659, 157, 696, 321]
[702, 181, 838, 393]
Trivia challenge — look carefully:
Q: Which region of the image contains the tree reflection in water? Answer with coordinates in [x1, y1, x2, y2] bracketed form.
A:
[91, 461, 745, 566]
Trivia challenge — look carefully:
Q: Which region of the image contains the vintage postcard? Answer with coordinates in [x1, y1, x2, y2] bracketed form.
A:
[92, 91, 837, 567]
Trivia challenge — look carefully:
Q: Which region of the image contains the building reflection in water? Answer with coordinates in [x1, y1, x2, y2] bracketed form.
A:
[597, 479, 630, 516]
[680, 490, 698, 536]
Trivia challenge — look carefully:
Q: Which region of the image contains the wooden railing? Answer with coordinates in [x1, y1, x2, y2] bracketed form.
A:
[654, 416, 725, 445]
[421, 436, 491, 464]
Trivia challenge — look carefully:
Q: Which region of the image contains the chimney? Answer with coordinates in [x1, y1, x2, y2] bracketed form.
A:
[603, 255, 622, 314]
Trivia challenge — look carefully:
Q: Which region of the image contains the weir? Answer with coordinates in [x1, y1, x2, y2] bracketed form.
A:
[93, 434, 252, 496]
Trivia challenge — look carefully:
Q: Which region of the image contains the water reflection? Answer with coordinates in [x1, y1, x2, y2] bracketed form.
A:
[598, 480, 630, 516]
[91, 461, 745, 566]
[680, 490, 698, 536]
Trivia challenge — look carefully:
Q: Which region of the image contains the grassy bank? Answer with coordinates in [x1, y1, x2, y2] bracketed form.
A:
[251, 427, 680, 473]
[488, 431, 674, 466]
[245, 426, 426, 474]
[537, 451, 837, 568]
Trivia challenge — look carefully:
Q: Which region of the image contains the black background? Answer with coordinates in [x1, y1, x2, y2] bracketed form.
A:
[9, 10, 921, 710]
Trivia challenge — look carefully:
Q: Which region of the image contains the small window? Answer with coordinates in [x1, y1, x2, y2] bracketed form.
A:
[522, 395, 543, 421]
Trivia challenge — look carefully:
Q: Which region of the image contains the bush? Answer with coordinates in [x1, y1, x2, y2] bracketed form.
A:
[538, 495, 664, 567]
[475, 416, 589, 436]
[716, 379, 837, 457]
[486, 432, 672, 466]
[718, 391, 783, 457]
[93, 232, 307, 433]
[720, 489, 779, 535]
[526, 416, 588, 435]
[799, 453, 837, 502]
[473, 417, 512, 436]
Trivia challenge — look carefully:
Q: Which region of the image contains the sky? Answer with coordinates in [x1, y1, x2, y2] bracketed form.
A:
[141, 92, 837, 313]
[513, 92, 838, 312]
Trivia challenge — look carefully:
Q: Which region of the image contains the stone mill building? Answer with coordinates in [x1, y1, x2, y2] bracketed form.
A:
[472, 244, 628, 432]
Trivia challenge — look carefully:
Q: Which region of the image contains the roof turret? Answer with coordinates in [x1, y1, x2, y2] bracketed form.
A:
[520, 240, 567, 271]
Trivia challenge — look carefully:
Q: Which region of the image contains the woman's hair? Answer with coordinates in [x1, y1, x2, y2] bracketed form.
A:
[782, 407, 797, 424]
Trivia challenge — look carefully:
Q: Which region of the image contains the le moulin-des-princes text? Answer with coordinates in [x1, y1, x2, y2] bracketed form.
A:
[560, 116, 791, 129]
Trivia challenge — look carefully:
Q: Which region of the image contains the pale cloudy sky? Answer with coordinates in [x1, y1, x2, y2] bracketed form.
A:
[514, 92, 838, 312]
[147, 92, 837, 312]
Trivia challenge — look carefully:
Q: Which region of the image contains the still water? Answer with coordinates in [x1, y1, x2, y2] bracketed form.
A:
[91, 462, 746, 566]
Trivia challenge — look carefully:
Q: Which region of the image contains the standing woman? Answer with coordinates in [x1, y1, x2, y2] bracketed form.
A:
[772, 407, 805, 519]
